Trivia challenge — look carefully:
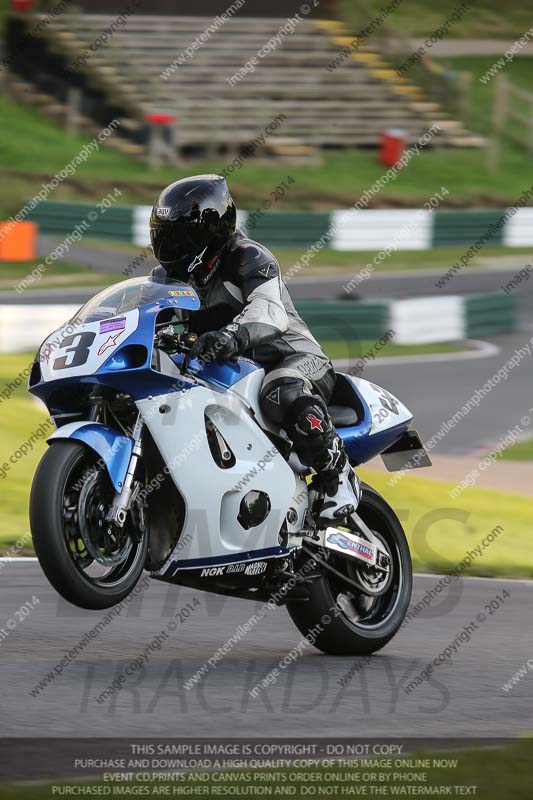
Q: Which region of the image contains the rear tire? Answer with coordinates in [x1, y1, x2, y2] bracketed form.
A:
[286, 483, 412, 655]
[30, 441, 148, 610]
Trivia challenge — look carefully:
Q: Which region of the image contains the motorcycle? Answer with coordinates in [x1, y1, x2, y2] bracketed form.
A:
[29, 275, 431, 655]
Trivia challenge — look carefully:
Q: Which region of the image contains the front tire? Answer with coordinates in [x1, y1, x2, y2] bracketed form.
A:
[30, 441, 148, 610]
[286, 482, 412, 655]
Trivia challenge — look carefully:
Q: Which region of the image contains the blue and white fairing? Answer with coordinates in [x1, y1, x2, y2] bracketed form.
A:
[31, 277, 202, 404]
[28, 274, 414, 577]
[29, 277, 203, 491]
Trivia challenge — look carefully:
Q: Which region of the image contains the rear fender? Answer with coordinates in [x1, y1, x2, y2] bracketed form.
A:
[48, 422, 133, 492]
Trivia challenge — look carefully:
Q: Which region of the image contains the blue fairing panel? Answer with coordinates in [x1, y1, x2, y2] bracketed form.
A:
[48, 422, 133, 492]
[179, 356, 260, 389]
[339, 421, 410, 466]
[29, 305, 198, 406]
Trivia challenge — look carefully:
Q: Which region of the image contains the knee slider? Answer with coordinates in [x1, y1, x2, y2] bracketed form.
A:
[289, 395, 332, 439]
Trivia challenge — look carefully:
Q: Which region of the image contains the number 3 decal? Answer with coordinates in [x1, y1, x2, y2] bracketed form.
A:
[53, 332, 96, 370]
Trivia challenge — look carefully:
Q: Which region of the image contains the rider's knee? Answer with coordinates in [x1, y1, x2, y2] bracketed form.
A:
[261, 376, 331, 438]
[260, 375, 309, 425]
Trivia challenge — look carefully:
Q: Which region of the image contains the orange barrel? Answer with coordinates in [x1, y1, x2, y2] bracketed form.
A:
[0, 221, 37, 261]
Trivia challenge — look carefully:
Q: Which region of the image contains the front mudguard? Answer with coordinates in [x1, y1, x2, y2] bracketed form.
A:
[47, 422, 133, 492]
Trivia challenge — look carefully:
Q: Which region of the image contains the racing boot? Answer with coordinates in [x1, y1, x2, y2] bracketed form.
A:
[318, 456, 361, 524]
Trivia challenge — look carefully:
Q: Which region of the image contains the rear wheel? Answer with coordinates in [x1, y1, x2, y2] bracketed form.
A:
[286, 483, 412, 655]
[30, 441, 148, 609]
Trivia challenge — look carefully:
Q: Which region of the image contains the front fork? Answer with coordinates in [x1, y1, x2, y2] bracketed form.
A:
[106, 415, 144, 528]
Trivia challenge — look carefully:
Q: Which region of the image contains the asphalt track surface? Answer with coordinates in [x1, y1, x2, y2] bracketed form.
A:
[0, 562, 531, 738]
[342, 330, 533, 457]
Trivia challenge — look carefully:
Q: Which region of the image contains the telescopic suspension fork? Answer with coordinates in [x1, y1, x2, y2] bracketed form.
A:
[106, 415, 144, 529]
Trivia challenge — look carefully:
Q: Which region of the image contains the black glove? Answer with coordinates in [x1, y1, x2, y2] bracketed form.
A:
[189, 327, 242, 365]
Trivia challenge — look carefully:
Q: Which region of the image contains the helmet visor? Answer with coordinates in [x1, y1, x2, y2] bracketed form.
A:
[150, 219, 210, 267]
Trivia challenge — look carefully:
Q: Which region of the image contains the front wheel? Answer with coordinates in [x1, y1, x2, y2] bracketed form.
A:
[286, 482, 412, 655]
[30, 441, 148, 610]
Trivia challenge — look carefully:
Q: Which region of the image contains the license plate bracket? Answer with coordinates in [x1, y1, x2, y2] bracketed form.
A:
[381, 429, 432, 471]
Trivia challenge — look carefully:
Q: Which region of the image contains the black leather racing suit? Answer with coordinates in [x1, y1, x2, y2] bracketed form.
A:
[152, 231, 348, 481]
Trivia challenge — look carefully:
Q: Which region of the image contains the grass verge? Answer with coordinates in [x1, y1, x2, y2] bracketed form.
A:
[500, 437, 533, 461]
[360, 466, 532, 577]
[0, 259, 111, 290]
[342, 0, 533, 39]
[323, 339, 464, 360]
[5, 139, 533, 212]
[0, 353, 48, 548]
[437, 55, 533, 138]
[278, 245, 533, 278]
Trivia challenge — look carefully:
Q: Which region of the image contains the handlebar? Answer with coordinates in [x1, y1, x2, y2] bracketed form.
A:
[154, 327, 239, 370]
[154, 326, 198, 354]
[154, 327, 198, 373]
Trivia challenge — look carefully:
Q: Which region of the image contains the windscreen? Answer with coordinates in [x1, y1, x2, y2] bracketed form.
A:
[74, 277, 199, 323]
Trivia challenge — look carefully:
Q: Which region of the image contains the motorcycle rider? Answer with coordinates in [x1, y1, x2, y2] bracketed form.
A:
[149, 174, 360, 523]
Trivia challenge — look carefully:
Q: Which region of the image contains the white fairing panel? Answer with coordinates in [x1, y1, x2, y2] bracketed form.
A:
[346, 375, 412, 433]
[137, 385, 296, 572]
[40, 311, 140, 381]
[226, 365, 276, 432]
[225, 363, 265, 410]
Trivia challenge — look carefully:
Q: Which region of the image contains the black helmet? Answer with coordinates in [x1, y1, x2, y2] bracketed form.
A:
[150, 174, 236, 284]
